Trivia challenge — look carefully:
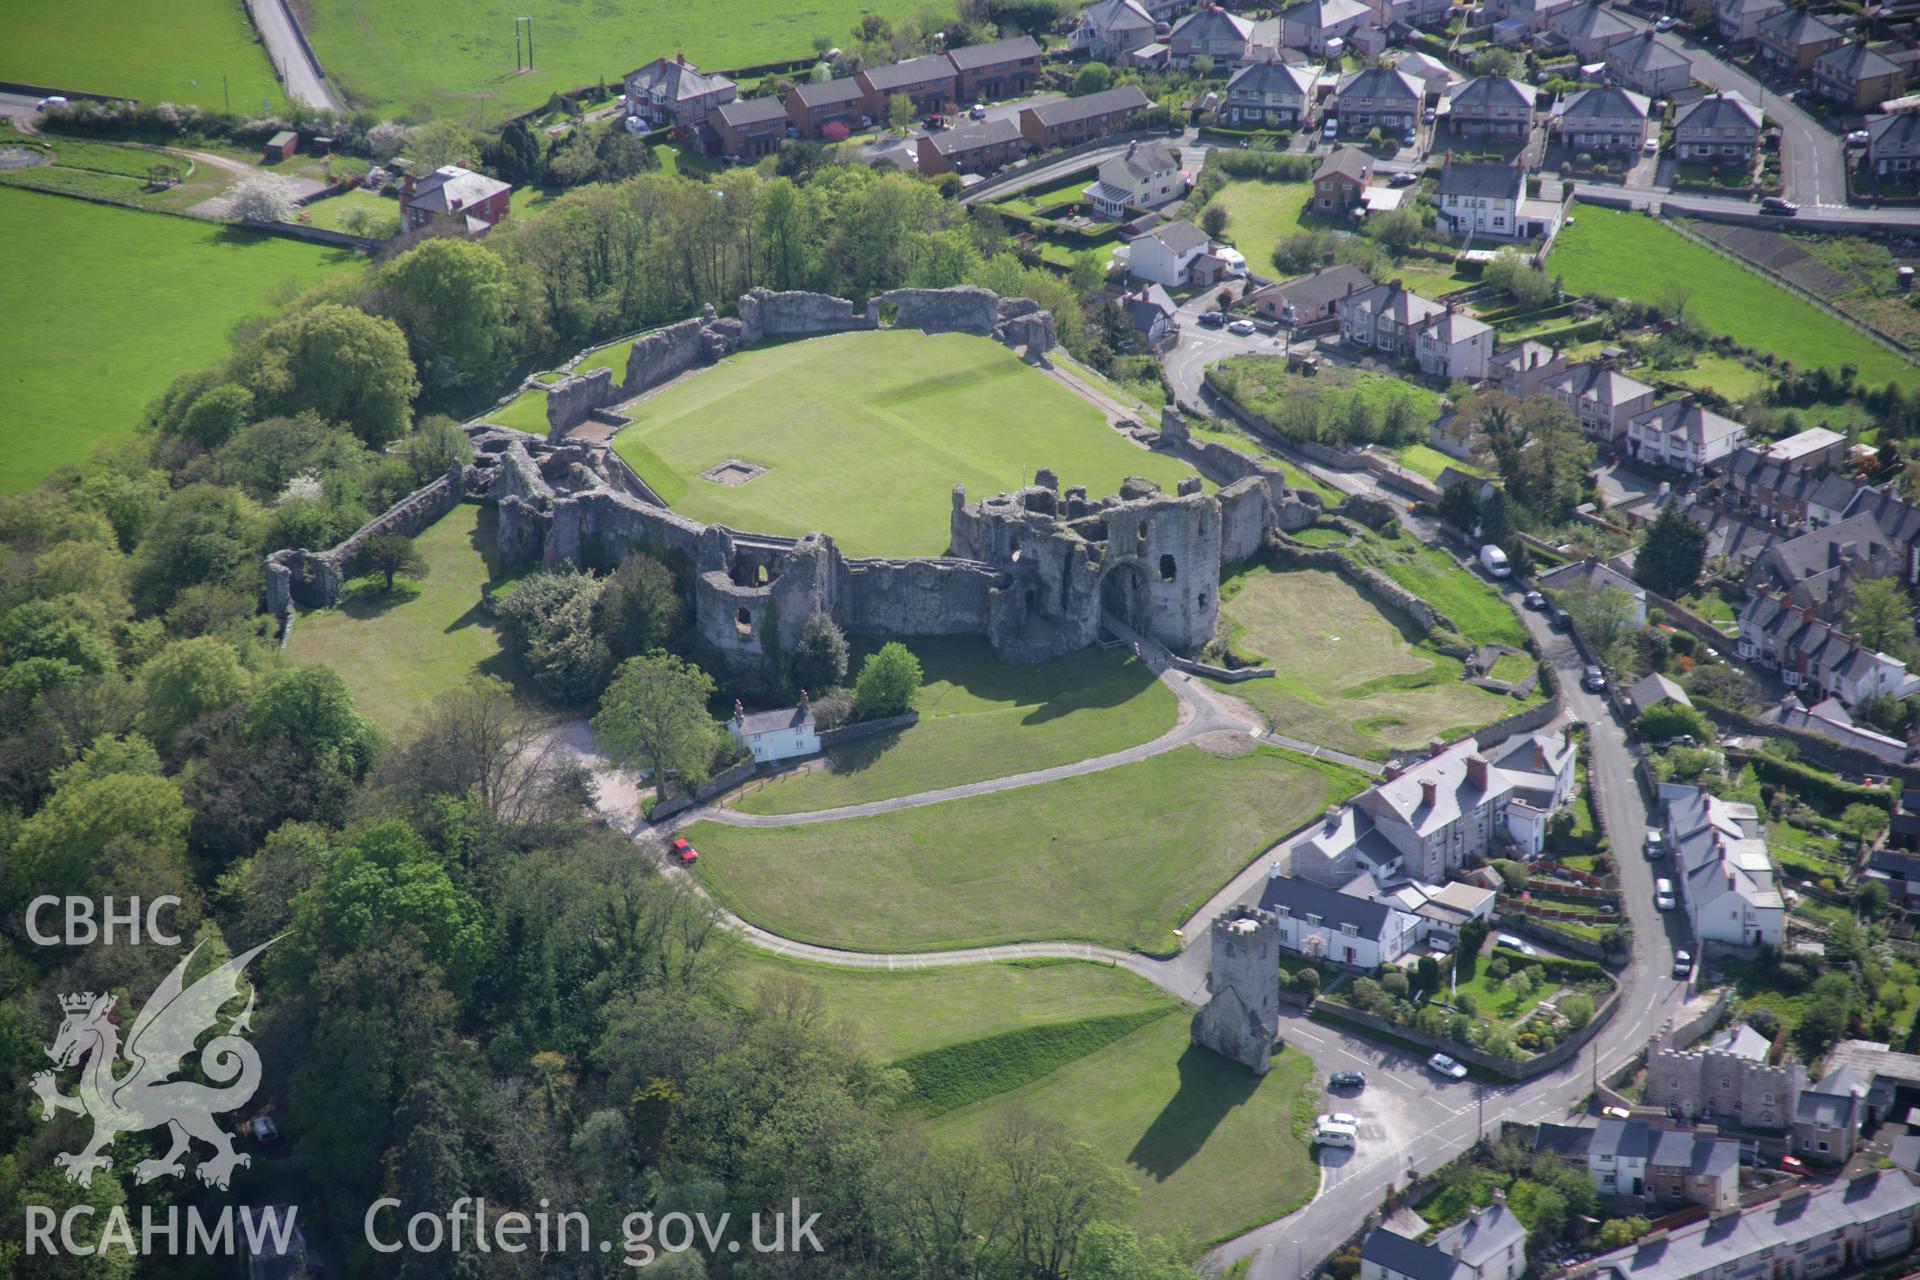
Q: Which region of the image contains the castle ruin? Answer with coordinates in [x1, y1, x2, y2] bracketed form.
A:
[1191, 905, 1282, 1074]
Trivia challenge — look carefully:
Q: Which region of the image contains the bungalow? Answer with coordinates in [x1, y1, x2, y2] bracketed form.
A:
[1249, 263, 1375, 325]
[1432, 159, 1527, 239]
[1312, 145, 1374, 213]
[728, 698, 820, 764]
[1487, 340, 1568, 398]
[1447, 76, 1536, 140]
[1020, 85, 1153, 148]
[1673, 91, 1762, 162]
[1557, 85, 1651, 154]
[1714, 0, 1786, 43]
[1814, 42, 1906, 112]
[1084, 139, 1186, 217]
[1279, 0, 1376, 56]
[915, 116, 1026, 175]
[1361, 1202, 1528, 1280]
[1117, 283, 1180, 350]
[712, 96, 787, 159]
[1338, 279, 1446, 355]
[1070, 0, 1159, 60]
[1551, 2, 1638, 62]
[1869, 109, 1920, 177]
[1626, 398, 1748, 472]
[1738, 588, 1920, 705]
[402, 165, 512, 237]
[1127, 219, 1213, 287]
[1333, 66, 1422, 136]
[1169, 6, 1256, 65]
[1606, 32, 1693, 97]
[857, 55, 958, 117]
[786, 78, 867, 138]
[946, 35, 1041, 101]
[1222, 60, 1315, 128]
[625, 55, 737, 129]
[1413, 306, 1496, 381]
[1755, 8, 1846, 75]
[1539, 558, 1649, 628]
[1545, 359, 1656, 442]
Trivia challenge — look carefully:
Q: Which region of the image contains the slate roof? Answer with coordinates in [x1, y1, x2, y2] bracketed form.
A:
[1609, 31, 1690, 73]
[1433, 1203, 1526, 1273]
[1361, 1228, 1461, 1280]
[714, 96, 788, 128]
[1449, 75, 1534, 111]
[1315, 145, 1374, 182]
[861, 54, 957, 91]
[1537, 556, 1645, 600]
[1025, 84, 1153, 125]
[1705, 1022, 1772, 1060]
[734, 704, 816, 736]
[1692, 1139, 1740, 1180]
[1079, 0, 1157, 33]
[1592, 1117, 1653, 1160]
[1893, 1134, 1920, 1172]
[1817, 41, 1903, 83]
[1282, 0, 1376, 28]
[1228, 60, 1316, 96]
[1555, 2, 1636, 41]
[1120, 283, 1177, 333]
[1171, 7, 1255, 41]
[1336, 66, 1423, 102]
[1648, 1127, 1695, 1168]
[1532, 1122, 1596, 1158]
[1627, 672, 1690, 716]
[791, 77, 866, 109]
[407, 166, 511, 215]
[1632, 399, 1745, 449]
[1259, 264, 1376, 313]
[1260, 874, 1400, 939]
[1675, 91, 1763, 133]
[1561, 85, 1650, 122]
[1757, 6, 1843, 48]
[1843, 485, 1920, 548]
[1106, 139, 1180, 180]
[925, 116, 1024, 155]
[1437, 160, 1525, 199]
[1139, 218, 1211, 253]
[1871, 110, 1920, 154]
[947, 34, 1041, 70]
[626, 56, 735, 102]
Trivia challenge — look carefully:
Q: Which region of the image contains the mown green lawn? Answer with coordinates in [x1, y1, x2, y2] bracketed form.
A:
[287, 504, 534, 730]
[731, 637, 1177, 814]
[1395, 442, 1485, 483]
[303, 0, 931, 118]
[5, 0, 283, 111]
[689, 744, 1366, 954]
[0, 187, 361, 492]
[1204, 564, 1522, 759]
[1546, 207, 1920, 390]
[929, 1016, 1319, 1242]
[1342, 533, 1531, 649]
[1204, 180, 1316, 259]
[478, 386, 550, 434]
[612, 330, 1200, 557]
[301, 187, 403, 237]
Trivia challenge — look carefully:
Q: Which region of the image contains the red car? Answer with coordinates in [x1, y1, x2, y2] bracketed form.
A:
[670, 837, 698, 865]
[1780, 1155, 1805, 1173]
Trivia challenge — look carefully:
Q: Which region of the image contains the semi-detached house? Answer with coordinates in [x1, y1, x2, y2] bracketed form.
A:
[1334, 66, 1422, 136]
[1606, 32, 1692, 97]
[1361, 1202, 1527, 1280]
[1551, 2, 1638, 62]
[1557, 85, 1650, 154]
[1673, 91, 1762, 162]
[712, 97, 787, 159]
[1755, 7, 1845, 74]
[1071, 0, 1159, 60]
[1279, 0, 1376, 56]
[1814, 43, 1905, 112]
[1545, 359, 1655, 442]
[1223, 60, 1314, 128]
[856, 54, 957, 117]
[1168, 6, 1256, 66]
[1625, 397, 1747, 472]
[946, 35, 1041, 101]
[624, 54, 737, 129]
[1446, 75, 1535, 139]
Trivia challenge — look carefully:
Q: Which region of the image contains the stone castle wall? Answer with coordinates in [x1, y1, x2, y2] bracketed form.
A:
[1644, 1031, 1806, 1129]
[266, 463, 466, 616]
[1191, 905, 1281, 1074]
[543, 367, 619, 436]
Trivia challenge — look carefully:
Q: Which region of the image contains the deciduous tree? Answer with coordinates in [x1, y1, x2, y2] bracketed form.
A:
[593, 651, 724, 799]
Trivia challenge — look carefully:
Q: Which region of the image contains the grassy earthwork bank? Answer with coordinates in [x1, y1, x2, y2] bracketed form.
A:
[4, 0, 283, 111]
[1204, 563, 1525, 759]
[1340, 532, 1531, 649]
[286, 503, 533, 730]
[729, 637, 1178, 814]
[611, 329, 1201, 557]
[1546, 206, 1920, 391]
[0, 187, 363, 492]
[302, 0, 931, 119]
[689, 744, 1367, 954]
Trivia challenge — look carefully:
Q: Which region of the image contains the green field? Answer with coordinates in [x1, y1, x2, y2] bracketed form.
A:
[479, 387, 549, 434]
[689, 744, 1365, 954]
[303, 0, 935, 119]
[1203, 180, 1316, 258]
[731, 637, 1177, 814]
[0, 187, 361, 492]
[5, 0, 283, 111]
[929, 1017, 1318, 1241]
[1546, 207, 1920, 390]
[611, 330, 1200, 557]
[287, 503, 531, 730]
[1342, 533, 1530, 649]
[1205, 565, 1521, 759]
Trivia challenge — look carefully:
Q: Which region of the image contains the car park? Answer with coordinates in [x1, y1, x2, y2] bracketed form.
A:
[1495, 933, 1537, 956]
[1228, 318, 1257, 335]
[1673, 949, 1692, 977]
[1582, 665, 1607, 692]
[1329, 1070, 1367, 1090]
[1317, 1112, 1359, 1130]
[1428, 1053, 1469, 1079]
[670, 837, 699, 864]
[1314, 1119, 1357, 1147]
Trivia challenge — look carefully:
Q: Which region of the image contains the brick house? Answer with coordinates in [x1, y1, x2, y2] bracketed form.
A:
[1311, 145, 1373, 213]
[915, 116, 1026, 175]
[402, 165, 512, 237]
[1019, 85, 1153, 148]
[946, 35, 1041, 101]
[1447, 75, 1535, 139]
[1248, 263, 1374, 325]
[712, 97, 788, 159]
[1672, 91, 1762, 162]
[1332, 66, 1421, 136]
[1815, 43, 1906, 112]
[857, 54, 958, 117]
[1755, 7, 1846, 74]
[624, 55, 737, 128]
[786, 78, 867, 138]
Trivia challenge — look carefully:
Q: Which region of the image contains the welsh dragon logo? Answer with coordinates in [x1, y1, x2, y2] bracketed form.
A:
[31, 939, 274, 1191]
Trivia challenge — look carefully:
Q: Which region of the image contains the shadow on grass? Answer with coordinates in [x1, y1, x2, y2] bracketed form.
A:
[1125, 1044, 1261, 1182]
[337, 577, 421, 616]
[819, 728, 908, 777]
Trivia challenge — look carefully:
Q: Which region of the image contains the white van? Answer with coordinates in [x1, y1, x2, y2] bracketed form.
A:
[1655, 878, 1676, 911]
[1314, 1120, 1357, 1148]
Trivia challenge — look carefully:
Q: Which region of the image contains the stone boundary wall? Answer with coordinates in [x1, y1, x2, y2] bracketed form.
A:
[1493, 911, 1614, 964]
[266, 464, 464, 616]
[818, 709, 920, 747]
[1170, 655, 1274, 681]
[648, 756, 760, 823]
[1313, 974, 1621, 1080]
[543, 367, 619, 435]
[1470, 690, 1563, 748]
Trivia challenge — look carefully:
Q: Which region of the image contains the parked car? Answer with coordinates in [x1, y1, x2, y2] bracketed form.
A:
[1673, 949, 1692, 977]
[1644, 830, 1665, 859]
[1318, 1112, 1360, 1130]
[1655, 14, 1677, 28]
[1848, 130, 1870, 146]
[1323, 118, 1339, 139]
[1551, 607, 1572, 631]
[1314, 1119, 1358, 1147]
[1423, 107, 1437, 123]
[1228, 318, 1257, 335]
[37, 95, 67, 109]
[1329, 1070, 1367, 1090]
[1780, 1154, 1806, 1173]
[1428, 1053, 1469, 1080]
[970, 103, 988, 120]
[670, 836, 699, 865]
[1389, 170, 1419, 186]
[1655, 878, 1676, 911]
[1643, 137, 1658, 155]
[1582, 665, 1607, 692]
[1760, 196, 1798, 216]
[1602, 1106, 1632, 1121]
[1523, 590, 1546, 610]
[1495, 933, 1537, 957]
[1199, 310, 1225, 326]
[251, 1115, 281, 1143]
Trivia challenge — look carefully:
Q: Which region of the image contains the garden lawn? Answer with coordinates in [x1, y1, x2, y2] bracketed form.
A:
[612, 330, 1200, 557]
[1546, 207, 1920, 391]
[301, 187, 403, 237]
[688, 744, 1366, 954]
[0, 187, 361, 492]
[286, 504, 533, 730]
[1395, 442, 1485, 483]
[928, 1017, 1319, 1242]
[302, 0, 932, 119]
[730, 637, 1177, 814]
[5, 0, 282, 111]
[1203, 565, 1524, 760]
[1204, 180, 1316, 258]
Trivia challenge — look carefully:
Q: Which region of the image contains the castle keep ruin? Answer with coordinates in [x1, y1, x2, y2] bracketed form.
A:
[268, 286, 1317, 671]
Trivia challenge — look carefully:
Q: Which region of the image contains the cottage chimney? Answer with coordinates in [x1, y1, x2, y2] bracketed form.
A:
[1384, 763, 1404, 782]
[1428, 737, 1448, 758]
[1804, 605, 1819, 624]
[800, 688, 811, 710]
[1534, 741, 1547, 769]
[1421, 779, 1438, 809]
[1324, 805, 1343, 830]
[733, 699, 746, 724]
[1466, 754, 1490, 790]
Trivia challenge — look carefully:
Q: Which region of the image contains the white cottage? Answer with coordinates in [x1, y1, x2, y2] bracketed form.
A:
[728, 698, 820, 764]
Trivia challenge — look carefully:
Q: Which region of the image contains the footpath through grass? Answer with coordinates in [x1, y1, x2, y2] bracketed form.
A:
[690, 744, 1366, 954]
[613, 329, 1199, 557]
[0, 187, 361, 492]
[287, 504, 533, 730]
[1206, 564, 1521, 759]
[5, 0, 283, 111]
[730, 638, 1178, 814]
[1546, 206, 1920, 391]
